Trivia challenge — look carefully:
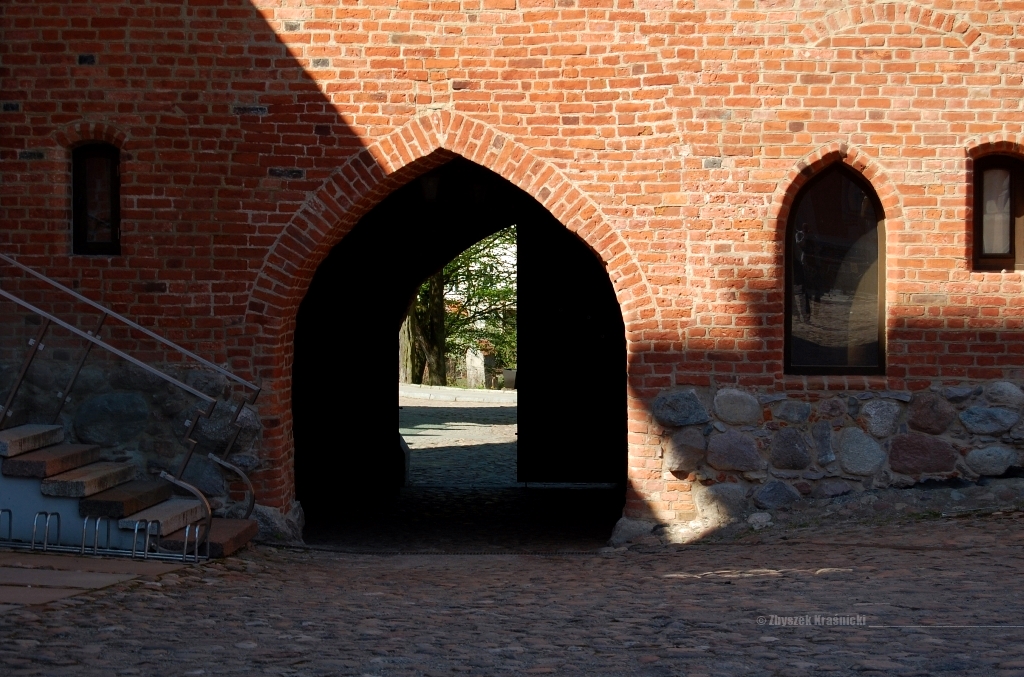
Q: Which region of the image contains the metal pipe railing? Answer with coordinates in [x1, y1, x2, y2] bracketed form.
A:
[0, 252, 259, 505]
[0, 253, 257, 392]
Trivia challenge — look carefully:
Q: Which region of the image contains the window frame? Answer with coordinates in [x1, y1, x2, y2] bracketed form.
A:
[72, 142, 121, 256]
[972, 154, 1024, 272]
[783, 164, 886, 376]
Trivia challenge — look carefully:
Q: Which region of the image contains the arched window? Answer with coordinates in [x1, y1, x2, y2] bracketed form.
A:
[973, 154, 1024, 271]
[785, 165, 885, 375]
[72, 143, 120, 255]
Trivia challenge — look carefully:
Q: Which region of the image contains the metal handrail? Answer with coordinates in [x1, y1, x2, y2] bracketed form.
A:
[0, 253, 257, 392]
[0, 252, 260, 500]
[0, 288, 217, 406]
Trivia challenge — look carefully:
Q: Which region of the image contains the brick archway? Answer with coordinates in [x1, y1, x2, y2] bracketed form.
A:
[800, 2, 984, 51]
[245, 112, 652, 510]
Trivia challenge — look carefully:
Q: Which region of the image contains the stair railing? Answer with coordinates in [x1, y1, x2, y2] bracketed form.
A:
[0, 253, 260, 518]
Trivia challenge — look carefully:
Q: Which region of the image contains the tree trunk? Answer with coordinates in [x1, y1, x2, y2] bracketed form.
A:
[398, 310, 425, 384]
[415, 270, 447, 386]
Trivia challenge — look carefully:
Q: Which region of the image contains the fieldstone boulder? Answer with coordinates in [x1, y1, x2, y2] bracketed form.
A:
[944, 385, 979, 403]
[985, 381, 1024, 409]
[693, 483, 748, 525]
[889, 434, 957, 476]
[706, 430, 765, 472]
[814, 479, 852, 498]
[774, 400, 811, 423]
[253, 501, 305, 545]
[714, 389, 761, 425]
[818, 397, 847, 419]
[608, 517, 657, 546]
[753, 481, 801, 510]
[838, 427, 886, 476]
[965, 446, 1016, 477]
[960, 407, 1020, 435]
[908, 393, 956, 435]
[769, 428, 811, 470]
[747, 512, 773, 530]
[811, 420, 836, 465]
[861, 399, 901, 438]
[663, 427, 706, 473]
[652, 390, 710, 428]
[74, 391, 149, 447]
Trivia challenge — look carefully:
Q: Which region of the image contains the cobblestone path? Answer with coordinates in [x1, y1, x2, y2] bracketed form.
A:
[304, 398, 623, 552]
[3, 514, 1024, 675]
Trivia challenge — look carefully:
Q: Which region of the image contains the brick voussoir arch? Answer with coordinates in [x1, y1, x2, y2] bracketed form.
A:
[244, 113, 654, 508]
[966, 134, 1024, 161]
[769, 142, 903, 239]
[801, 2, 985, 51]
[249, 112, 654, 335]
[52, 121, 131, 150]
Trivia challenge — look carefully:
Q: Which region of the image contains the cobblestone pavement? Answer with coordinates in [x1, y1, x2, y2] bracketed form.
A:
[3, 514, 1024, 675]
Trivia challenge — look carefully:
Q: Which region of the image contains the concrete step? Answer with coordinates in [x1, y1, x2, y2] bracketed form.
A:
[40, 462, 137, 498]
[161, 518, 259, 558]
[2, 443, 102, 478]
[79, 479, 173, 519]
[0, 424, 64, 458]
[119, 498, 204, 536]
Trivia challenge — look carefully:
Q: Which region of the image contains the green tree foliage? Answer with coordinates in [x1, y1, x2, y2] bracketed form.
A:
[400, 225, 517, 385]
[443, 225, 517, 371]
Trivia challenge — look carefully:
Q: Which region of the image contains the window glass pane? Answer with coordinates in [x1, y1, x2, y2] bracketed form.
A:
[85, 154, 113, 243]
[789, 170, 879, 369]
[982, 168, 1011, 255]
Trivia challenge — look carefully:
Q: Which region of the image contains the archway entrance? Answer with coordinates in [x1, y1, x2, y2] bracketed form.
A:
[293, 157, 626, 547]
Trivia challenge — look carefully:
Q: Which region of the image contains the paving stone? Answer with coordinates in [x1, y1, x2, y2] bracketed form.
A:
[908, 393, 957, 435]
[960, 407, 1020, 435]
[714, 389, 761, 425]
[770, 428, 811, 470]
[651, 390, 710, 428]
[861, 399, 901, 438]
[706, 430, 765, 472]
[889, 434, 958, 476]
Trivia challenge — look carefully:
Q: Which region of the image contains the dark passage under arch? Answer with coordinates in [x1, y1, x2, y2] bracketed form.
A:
[293, 157, 626, 535]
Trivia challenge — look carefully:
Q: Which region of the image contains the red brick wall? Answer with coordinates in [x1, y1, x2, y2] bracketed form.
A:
[2, 0, 1024, 523]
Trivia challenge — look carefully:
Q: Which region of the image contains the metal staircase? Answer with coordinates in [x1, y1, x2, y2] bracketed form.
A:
[0, 253, 260, 562]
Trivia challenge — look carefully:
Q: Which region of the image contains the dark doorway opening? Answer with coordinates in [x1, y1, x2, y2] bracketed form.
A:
[293, 157, 627, 550]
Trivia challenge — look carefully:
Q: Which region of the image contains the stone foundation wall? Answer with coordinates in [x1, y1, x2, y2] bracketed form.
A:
[0, 357, 262, 516]
[652, 383, 1024, 526]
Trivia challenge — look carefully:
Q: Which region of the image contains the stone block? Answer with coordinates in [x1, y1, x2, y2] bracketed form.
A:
[40, 462, 137, 498]
[753, 481, 800, 510]
[959, 407, 1020, 435]
[693, 483, 748, 525]
[908, 393, 956, 435]
[889, 434, 957, 476]
[965, 446, 1016, 477]
[713, 388, 760, 425]
[773, 400, 811, 423]
[652, 389, 710, 428]
[706, 430, 764, 472]
[769, 427, 810, 470]
[861, 399, 901, 438]
[662, 427, 705, 473]
[811, 420, 835, 465]
[838, 427, 885, 476]
[0, 424, 64, 458]
[985, 381, 1024, 409]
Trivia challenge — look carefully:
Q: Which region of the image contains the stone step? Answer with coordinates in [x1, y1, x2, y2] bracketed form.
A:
[119, 498, 204, 536]
[160, 518, 259, 559]
[0, 424, 64, 458]
[40, 462, 137, 498]
[78, 480, 174, 519]
[2, 443, 102, 478]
